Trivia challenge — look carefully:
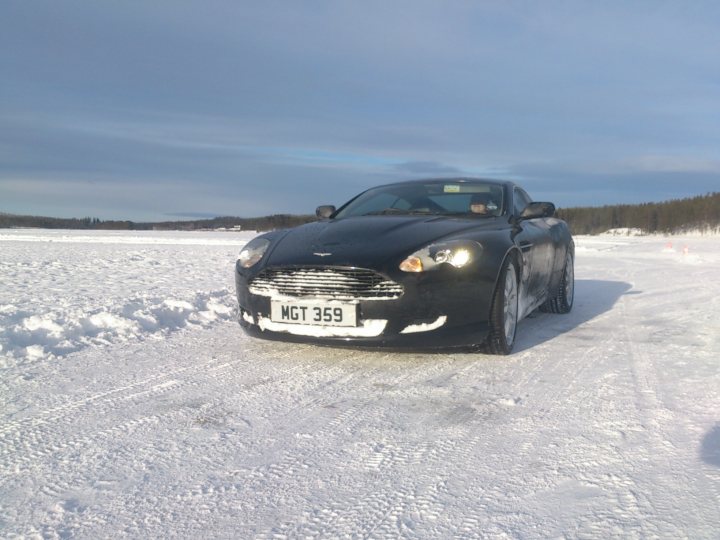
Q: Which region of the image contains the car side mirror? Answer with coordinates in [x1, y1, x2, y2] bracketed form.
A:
[519, 201, 555, 220]
[316, 205, 336, 219]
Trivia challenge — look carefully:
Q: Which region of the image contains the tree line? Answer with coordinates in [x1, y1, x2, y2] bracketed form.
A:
[0, 213, 315, 232]
[2, 191, 719, 234]
[555, 192, 720, 235]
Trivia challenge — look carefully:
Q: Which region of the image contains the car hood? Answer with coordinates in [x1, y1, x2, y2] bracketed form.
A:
[265, 215, 499, 267]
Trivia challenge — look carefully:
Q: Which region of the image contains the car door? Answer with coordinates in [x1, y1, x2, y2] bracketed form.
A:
[512, 188, 554, 317]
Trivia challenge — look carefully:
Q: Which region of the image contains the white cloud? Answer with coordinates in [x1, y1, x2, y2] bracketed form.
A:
[3, 1, 720, 218]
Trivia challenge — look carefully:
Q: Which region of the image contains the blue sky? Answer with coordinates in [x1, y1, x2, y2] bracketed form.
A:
[1, 1, 719, 221]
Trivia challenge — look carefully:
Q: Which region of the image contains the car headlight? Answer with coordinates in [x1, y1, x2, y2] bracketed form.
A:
[238, 238, 271, 268]
[399, 240, 482, 272]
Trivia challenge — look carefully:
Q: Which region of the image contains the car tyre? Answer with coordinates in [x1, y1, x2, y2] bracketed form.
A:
[485, 257, 519, 355]
[541, 249, 574, 314]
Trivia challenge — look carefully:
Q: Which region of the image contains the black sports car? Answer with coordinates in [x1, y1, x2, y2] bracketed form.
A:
[235, 178, 574, 354]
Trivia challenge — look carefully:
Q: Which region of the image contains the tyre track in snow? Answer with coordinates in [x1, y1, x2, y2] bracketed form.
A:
[539, 256, 670, 534]
[1, 365, 195, 437]
[0, 331, 334, 538]
[180, 354, 465, 538]
[0, 326, 313, 439]
[617, 282, 720, 534]
[570, 241, 720, 535]
[456, 333, 626, 535]
[148, 353, 477, 538]
[4, 341, 446, 537]
[251, 354, 536, 538]
[561, 288, 659, 535]
[0, 330, 316, 500]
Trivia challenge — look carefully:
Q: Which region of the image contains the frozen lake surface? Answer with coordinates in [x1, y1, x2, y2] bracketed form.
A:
[1, 229, 719, 538]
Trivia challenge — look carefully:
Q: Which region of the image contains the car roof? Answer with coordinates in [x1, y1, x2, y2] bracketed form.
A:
[370, 177, 516, 190]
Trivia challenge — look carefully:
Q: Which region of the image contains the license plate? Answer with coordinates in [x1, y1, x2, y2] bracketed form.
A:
[270, 301, 357, 327]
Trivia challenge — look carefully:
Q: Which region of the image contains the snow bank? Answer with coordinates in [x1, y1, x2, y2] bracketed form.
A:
[598, 227, 720, 237]
[0, 229, 256, 365]
[0, 290, 235, 363]
[574, 234, 718, 264]
[600, 227, 645, 236]
[0, 229, 254, 245]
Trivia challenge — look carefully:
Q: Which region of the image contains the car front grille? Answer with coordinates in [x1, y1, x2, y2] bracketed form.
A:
[249, 266, 403, 300]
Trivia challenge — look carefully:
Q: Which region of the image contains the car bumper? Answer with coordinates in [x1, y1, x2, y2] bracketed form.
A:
[235, 263, 496, 350]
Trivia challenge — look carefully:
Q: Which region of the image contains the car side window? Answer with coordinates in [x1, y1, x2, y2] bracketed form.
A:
[513, 188, 532, 216]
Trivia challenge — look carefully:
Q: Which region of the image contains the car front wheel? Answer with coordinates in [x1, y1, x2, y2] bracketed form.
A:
[485, 258, 519, 355]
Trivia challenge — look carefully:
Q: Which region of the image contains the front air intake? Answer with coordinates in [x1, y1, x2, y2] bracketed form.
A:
[249, 267, 403, 300]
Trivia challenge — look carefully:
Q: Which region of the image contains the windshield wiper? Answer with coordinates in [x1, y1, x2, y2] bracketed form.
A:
[363, 208, 443, 216]
[363, 208, 410, 215]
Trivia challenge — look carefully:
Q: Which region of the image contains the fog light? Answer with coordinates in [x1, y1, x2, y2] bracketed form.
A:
[399, 256, 423, 272]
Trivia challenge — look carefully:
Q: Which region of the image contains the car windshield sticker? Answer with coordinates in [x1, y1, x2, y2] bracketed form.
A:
[444, 185, 460, 193]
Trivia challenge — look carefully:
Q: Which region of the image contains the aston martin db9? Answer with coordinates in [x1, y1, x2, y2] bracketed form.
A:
[235, 178, 574, 354]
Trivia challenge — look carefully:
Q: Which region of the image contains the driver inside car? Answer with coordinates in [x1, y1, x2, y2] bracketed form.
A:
[470, 193, 492, 215]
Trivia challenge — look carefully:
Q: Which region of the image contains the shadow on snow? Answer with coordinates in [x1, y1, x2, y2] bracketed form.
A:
[513, 278, 633, 353]
[700, 424, 720, 468]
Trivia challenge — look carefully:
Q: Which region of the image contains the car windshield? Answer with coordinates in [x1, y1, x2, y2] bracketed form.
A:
[334, 181, 505, 219]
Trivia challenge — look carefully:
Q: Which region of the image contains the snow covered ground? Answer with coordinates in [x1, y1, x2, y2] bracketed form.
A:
[1, 229, 719, 538]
